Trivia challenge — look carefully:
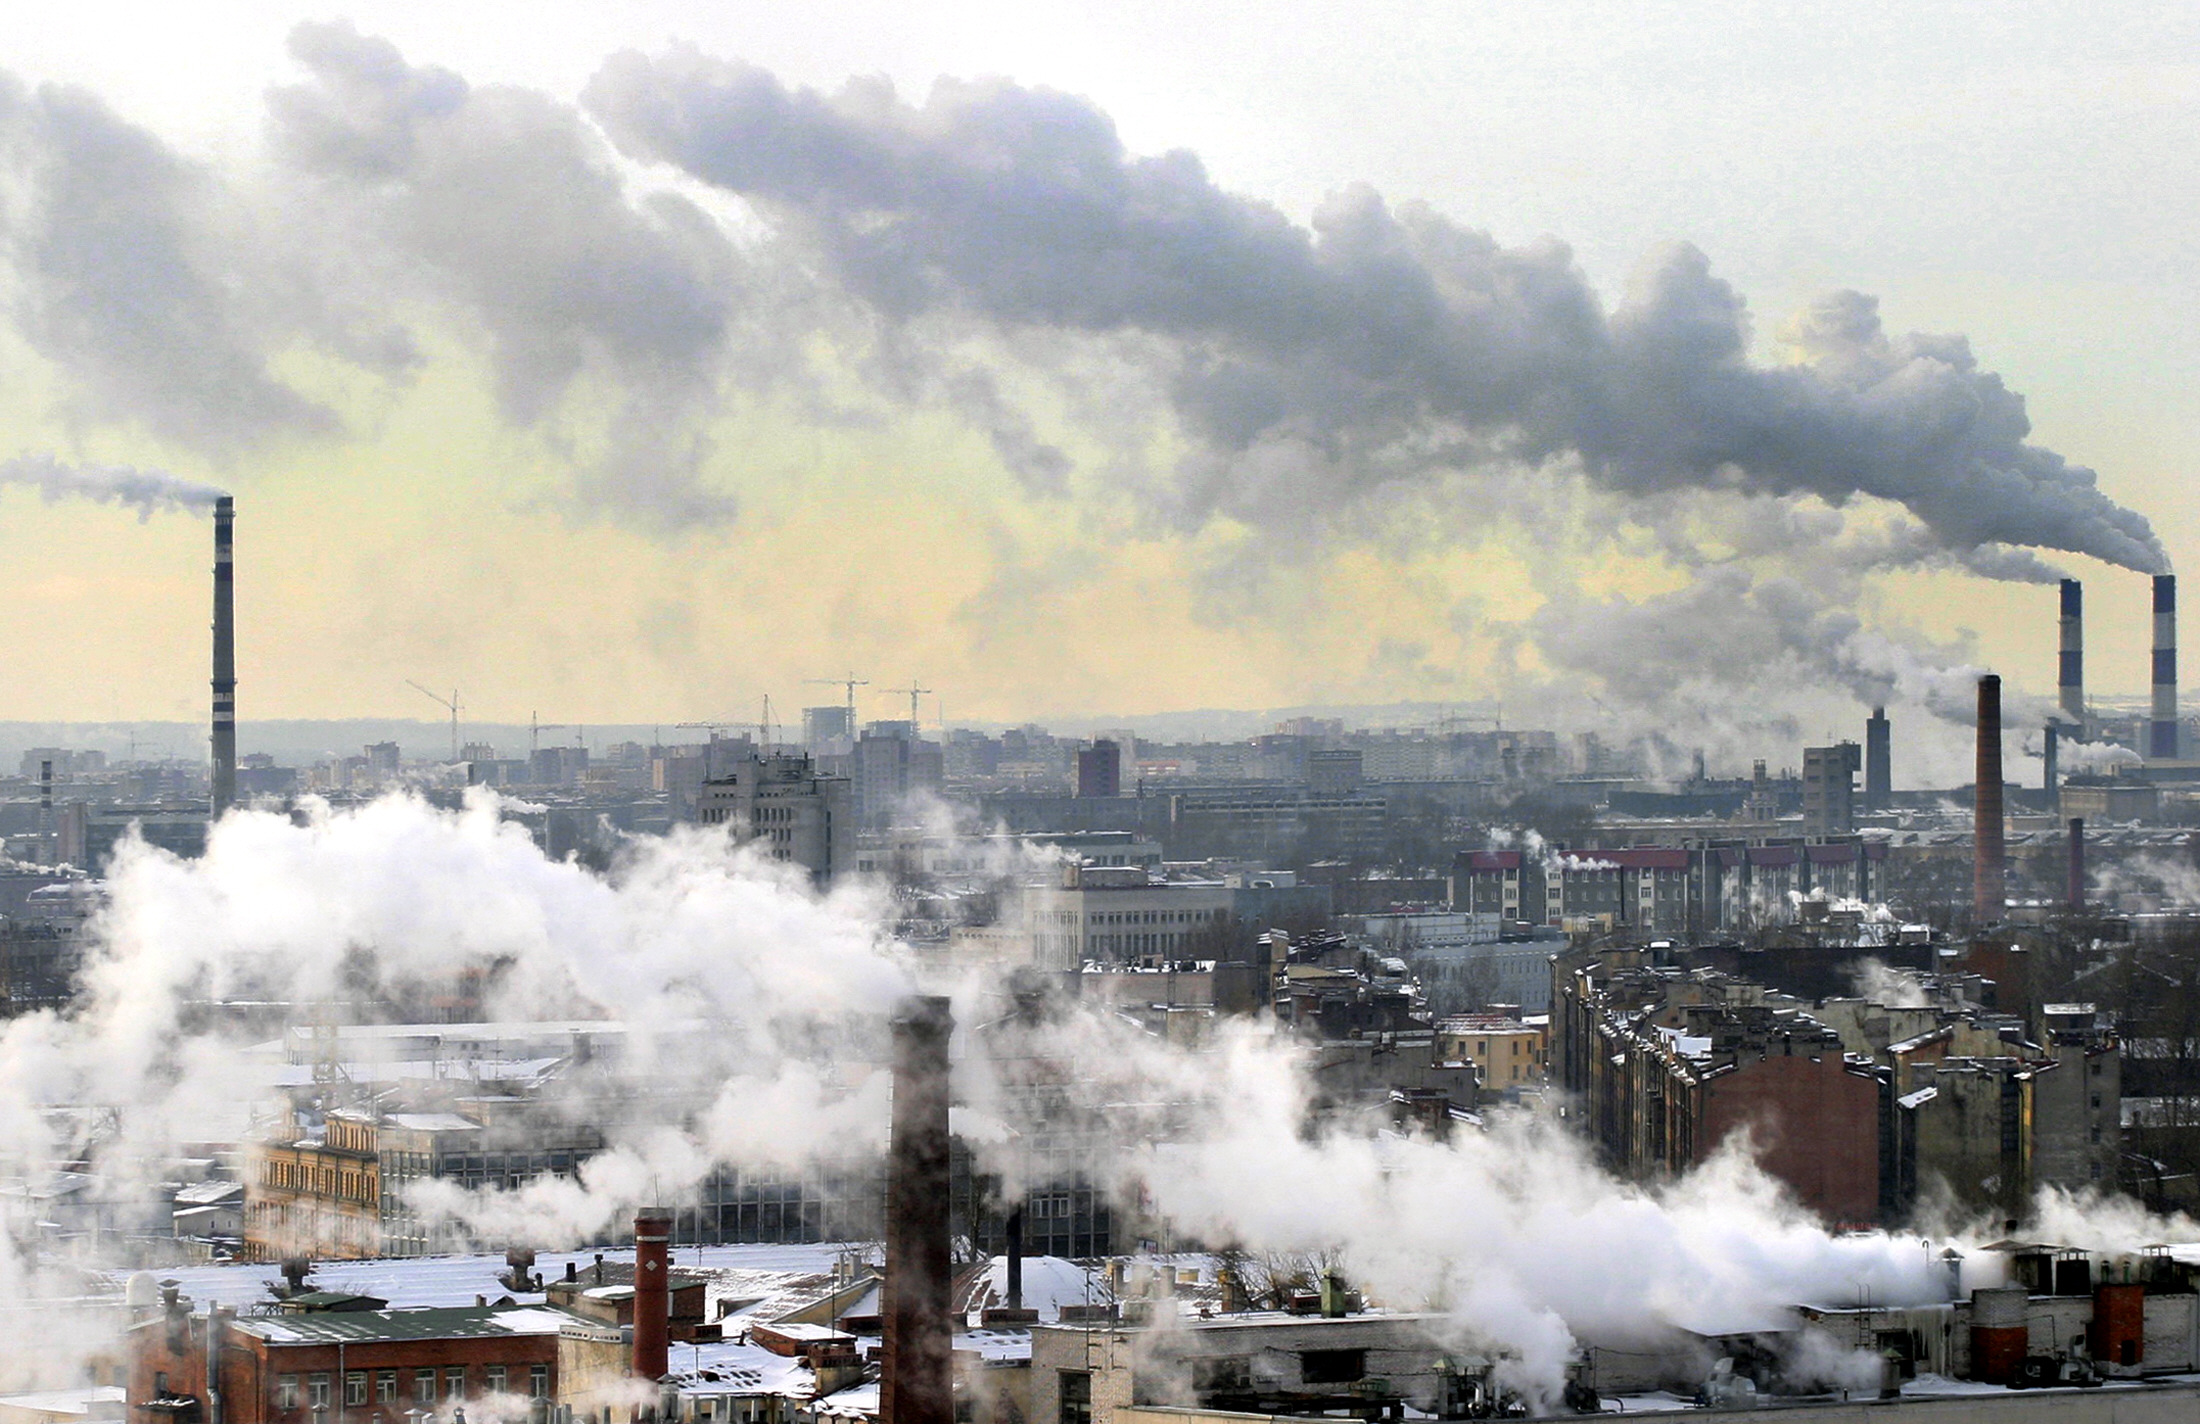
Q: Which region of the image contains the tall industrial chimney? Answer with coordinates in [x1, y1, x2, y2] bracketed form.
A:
[2068, 817, 2086, 913]
[632, 1207, 672, 1381]
[883, 996, 953, 1424]
[210, 496, 237, 818]
[1864, 707, 1891, 811]
[2043, 723, 2059, 795]
[1974, 675, 2005, 924]
[2152, 574, 2178, 759]
[2059, 578, 2084, 724]
[38, 760, 53, 865]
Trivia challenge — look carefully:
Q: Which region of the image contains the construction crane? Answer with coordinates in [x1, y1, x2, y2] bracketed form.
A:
[804, 673, 869, 728]
[530, 712, 575, 754]
[407, 681, 462, 761]
[885, 683, 933, 733]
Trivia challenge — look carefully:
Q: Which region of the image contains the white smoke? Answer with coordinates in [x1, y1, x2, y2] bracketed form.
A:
[0, 792, 2179, 1411]
[0, 453, 226, 517]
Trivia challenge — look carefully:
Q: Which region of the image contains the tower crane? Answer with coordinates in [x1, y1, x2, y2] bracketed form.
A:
[407, 681, 462, 761]
[886, 683, 933, 733]
[804, 674, 869, 728]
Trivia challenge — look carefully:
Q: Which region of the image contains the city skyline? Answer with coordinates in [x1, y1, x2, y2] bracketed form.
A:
[0, 3, 2190, 783]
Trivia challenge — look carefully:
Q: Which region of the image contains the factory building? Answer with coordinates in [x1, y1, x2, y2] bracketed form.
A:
[1800, 742, 1861, 835]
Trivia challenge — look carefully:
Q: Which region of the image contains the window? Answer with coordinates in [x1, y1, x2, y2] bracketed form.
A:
[308, 1376, 331, 1410]
[530, 1366, 549, 1399]
[485, 1367, 506, 1394]
[376, 1372, 396, 1404]
[413, 1373, 435, 1406]
[444, 1368, 466, 1400]
[1058, 1371, 1092, 1424]
[278, 1377, 300, 1410]
[1299, 1350, 1367, 1385]
[345, 1374, 367, 1407]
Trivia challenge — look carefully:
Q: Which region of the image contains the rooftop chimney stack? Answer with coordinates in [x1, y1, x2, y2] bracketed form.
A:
[1864, 707, 1891, 811]
[883, 996, 954, 1424]
[2059, 578, 2084, 725]
[1975, 675, 2005, 924]
[632, 1208, 672, 1381]
[2152, 574, 2178, 759]
[211, 496, 236, 819]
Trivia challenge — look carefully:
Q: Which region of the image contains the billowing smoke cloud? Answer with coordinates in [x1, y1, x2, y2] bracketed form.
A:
[0, 453, 225, 516]
[0, 76, 338, 452]
[0, 791, 2159, 1406]
[581, 50, 2167, 574]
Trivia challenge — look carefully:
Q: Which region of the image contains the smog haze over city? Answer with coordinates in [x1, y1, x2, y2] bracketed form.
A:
[4, 5, 2200, 1423]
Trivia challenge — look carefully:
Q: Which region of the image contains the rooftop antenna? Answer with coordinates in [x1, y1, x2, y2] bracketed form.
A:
[407, 681, 462, 761]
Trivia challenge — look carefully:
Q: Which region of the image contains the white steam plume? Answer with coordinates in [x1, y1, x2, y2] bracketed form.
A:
[0, 792, 2171, 1410]
[0, 454, 226, 517]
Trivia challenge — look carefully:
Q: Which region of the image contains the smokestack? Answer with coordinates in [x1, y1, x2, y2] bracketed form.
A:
[1005, 1205, 1024, 1312]
[38, 760, 52, 865]
[1864, 708, 1891, 811]
[1975, 675, 2005, 924]
[883, 996, 953, 1424]
[2043, 723, 2059, 795]
[2059, 578, 2084, 724]
[2068, 817, 2086, 913]
[2152, 574, 2178, 759]
[632, 1207, 672, 1381]
[210, 496, 236, 819]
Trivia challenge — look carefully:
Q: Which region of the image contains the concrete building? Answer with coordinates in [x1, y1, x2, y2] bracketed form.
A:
[696, 753, 854, 886]
[1017, 865, 1237, 972]
[1801, 742, 1861, 836]
[1076, 741, 1122, 799]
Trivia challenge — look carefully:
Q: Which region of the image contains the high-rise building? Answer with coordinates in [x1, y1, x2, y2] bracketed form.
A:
[1801, 742, 1861, 836]
[803, 705, 854, 747]
[1076, 739, 1122, 798]
[694, 752, 853, 885]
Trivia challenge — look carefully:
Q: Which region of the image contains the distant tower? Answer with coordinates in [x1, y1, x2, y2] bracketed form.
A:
[210, 496, 237, 819]
[2152, 575, 2179, 759]
[2058, 579, 2085, 725]
[1864, 708, 1891, 811]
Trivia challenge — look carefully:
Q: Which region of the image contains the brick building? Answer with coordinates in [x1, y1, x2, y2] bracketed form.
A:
[130, 1288, 567, 1424]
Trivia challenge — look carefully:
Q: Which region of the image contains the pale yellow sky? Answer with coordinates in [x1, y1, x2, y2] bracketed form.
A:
[0, 1, 2192, 754]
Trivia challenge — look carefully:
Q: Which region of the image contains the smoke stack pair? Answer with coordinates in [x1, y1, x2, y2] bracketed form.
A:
[2153, 574, 2178, 759]
[1975, 675, 2005, 924]
[211, 496, 237, 819]
[883, 996, 954, 1424]
[632, 1208, 672, 1381]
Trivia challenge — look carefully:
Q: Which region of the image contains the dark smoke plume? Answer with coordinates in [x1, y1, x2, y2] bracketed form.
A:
[583, 50, 2165, 572]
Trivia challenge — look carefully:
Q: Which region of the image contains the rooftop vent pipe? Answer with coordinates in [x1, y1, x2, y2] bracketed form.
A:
[1974, 675, 2005, 924]
[883, 996, 953, 1424]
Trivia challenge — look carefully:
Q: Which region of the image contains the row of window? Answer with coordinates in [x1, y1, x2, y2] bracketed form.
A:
[274, 1365, 549, 1411]
[261, 1158, 374, 1203]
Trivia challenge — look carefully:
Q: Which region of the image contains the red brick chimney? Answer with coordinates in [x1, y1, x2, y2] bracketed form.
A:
[633, 1207, 673, 1381]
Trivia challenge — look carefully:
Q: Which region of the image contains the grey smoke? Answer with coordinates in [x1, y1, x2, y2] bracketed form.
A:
[582, 50, 2167, 572]
[0, 76, 337, 453]
[0, 454, 226, 516]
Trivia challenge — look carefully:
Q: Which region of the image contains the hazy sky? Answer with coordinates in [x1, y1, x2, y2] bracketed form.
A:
[3, 1, 2194, 777]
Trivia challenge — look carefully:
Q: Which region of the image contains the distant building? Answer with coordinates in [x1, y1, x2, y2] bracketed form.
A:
[802, 705, 854, 746]
[695, 753, 854, 885]
[1076, 740, 1122, 799]
[1801, 742, 1861, 836]
[1016, 864, 1237, 971]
